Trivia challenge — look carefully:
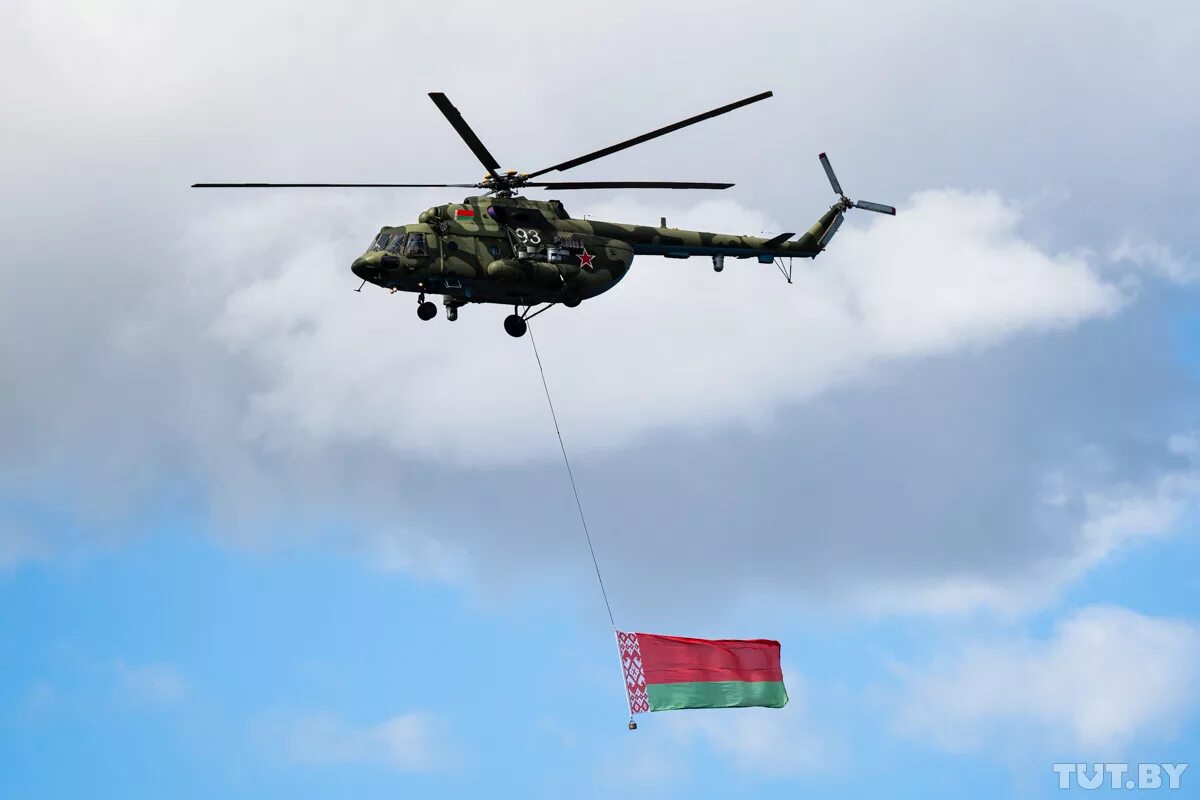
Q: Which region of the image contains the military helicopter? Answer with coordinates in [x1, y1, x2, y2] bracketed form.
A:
[194, 91, 894, 337]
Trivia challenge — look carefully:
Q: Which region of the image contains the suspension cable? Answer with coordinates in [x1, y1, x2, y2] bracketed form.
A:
[528, 324, 617, 630]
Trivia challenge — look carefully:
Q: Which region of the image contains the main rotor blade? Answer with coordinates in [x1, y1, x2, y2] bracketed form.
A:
[428, 92, 502, 177]
[528, 181, 733, 190]
[818, 152, 843, 196]
[526, 91, 773, 179]
[191, 183, 479, 188]
[854, 199, 897, 215]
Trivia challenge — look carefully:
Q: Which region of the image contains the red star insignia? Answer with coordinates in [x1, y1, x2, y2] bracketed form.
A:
[578, 248, 596, 271]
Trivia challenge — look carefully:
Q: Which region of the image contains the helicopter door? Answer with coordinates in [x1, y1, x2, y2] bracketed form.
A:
[440, 232, 476, 279]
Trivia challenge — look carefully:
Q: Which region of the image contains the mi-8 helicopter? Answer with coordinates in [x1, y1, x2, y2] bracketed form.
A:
[194, 91, 894, 337]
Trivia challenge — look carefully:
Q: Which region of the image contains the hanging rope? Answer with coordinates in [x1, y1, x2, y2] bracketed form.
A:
[528, 324, 617, 630]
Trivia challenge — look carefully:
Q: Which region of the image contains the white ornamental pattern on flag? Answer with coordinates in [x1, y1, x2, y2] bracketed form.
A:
[617, 630, 650, 714]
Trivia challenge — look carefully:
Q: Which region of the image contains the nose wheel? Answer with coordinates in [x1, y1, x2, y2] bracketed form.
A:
[417, 297, 437, 321]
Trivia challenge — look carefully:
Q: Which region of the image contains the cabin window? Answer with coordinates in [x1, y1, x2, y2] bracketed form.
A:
[404, 233, 427, 256]
[369, 232, 391, 251]
[386, 234, 407, 253]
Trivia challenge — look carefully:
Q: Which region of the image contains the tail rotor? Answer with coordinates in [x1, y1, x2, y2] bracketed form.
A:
[816, 152, 895, 248]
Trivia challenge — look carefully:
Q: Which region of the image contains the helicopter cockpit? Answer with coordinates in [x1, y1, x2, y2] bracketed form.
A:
[368, 231, 428, 257]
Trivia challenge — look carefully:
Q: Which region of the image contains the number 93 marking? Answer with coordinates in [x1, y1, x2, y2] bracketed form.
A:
[513, 228, 542, 245]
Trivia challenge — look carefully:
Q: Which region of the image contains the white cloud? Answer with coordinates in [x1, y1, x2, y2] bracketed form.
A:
[663, 703, 832, 777]
[159, 190, 1186, 617]
[114, 661, 188, 708]
[201, 188, 1123, 464]
[1111, 236, 1199, 284]
[600, 671, 829, 785]
[598, 742, 687, 790]
[600, 702, 826, 788]
[1070, 436, 1200, 570]
[361, 530, 468, 580]
[852, 434, 1200, 615]
[271, 711, 447, 773]
[896, 606, 1200, 751]
[2, 0, 1198, 621]
[608, 672, 829, 779]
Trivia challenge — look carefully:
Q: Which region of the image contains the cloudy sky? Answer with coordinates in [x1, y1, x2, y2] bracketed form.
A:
[3, 1, 1199, 797]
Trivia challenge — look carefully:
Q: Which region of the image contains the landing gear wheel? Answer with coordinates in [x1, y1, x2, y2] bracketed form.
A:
[504, 314, 528, 338]
[417, 301, 437, 321]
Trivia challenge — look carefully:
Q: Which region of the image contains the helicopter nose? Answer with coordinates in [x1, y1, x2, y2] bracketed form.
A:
[351, 257, 376, 281]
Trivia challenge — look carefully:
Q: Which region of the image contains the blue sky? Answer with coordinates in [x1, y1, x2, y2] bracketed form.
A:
[5, 505, 1198, 797]
[3, 1, 1200, 797]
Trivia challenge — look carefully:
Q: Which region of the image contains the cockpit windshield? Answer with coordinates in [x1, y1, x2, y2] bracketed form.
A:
[369, 231, 427, 256]
[404, 233, 427, 256]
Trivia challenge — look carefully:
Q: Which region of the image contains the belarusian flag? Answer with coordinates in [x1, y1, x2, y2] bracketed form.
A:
[617, 630, 787, 713]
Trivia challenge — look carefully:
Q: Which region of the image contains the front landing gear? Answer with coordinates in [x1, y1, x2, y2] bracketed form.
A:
[417, 294, 437, 321]
[504, 314, 527, 338]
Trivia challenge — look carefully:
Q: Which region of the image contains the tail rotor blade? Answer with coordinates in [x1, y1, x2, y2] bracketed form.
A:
[818, 152, 843, 196]
[818, 212, 844, 248]
[854, 199, 897, 215]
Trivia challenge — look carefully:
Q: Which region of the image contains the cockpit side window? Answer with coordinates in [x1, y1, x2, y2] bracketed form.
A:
[404, 233, 427, 256]
[386, 233, 407, 253]
[369, 232, 392, 251]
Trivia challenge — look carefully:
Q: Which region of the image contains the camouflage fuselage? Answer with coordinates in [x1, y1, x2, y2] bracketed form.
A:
[350, 195, 840, 307]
